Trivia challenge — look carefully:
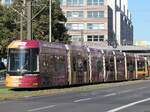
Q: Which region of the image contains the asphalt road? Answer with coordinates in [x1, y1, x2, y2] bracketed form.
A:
[1, 80, 150, 112]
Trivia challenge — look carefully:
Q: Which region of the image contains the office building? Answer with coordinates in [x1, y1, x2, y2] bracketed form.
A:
[60, 0, 133, 46]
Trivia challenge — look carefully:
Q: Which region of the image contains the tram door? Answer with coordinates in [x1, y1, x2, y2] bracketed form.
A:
[71, 48, 88, 85]
[91, 50, 104, 83]
[72, 55, 84, 84]
[127, 55, 136, 80]
[40, 54, 52, 87]
[116, 53, 125, 81]
[105, 51, 115, 81]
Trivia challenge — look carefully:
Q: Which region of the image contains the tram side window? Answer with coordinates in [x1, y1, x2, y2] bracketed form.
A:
[72, 56, 85, 71]
[127, 61, 135, 72]
[96, 59, 103, 72]
[137, 61, 145, 71]
[76, 58, 83, 71]
[73, 57, 76, 71]
[30, 49, 38, 72]
[109, 58, 114, 63]
[116, 58, 124, 70]
[83, 59, 87, 71]
[105, 59, 109, 71]
[117, 58, 122, 64]
[109, 57, 114, 71]
[47, 55, 54, 71]
[54, 55, 66, 73]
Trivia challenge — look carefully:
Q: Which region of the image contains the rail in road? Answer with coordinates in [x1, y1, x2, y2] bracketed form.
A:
[1, 80, 150, 112]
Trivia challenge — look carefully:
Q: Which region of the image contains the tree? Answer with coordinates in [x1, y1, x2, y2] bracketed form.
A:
[0, 5, 18, 56]
[0, 0, 70, 55]
[10, 0, 70, 42]
[32, 0, 70, 42]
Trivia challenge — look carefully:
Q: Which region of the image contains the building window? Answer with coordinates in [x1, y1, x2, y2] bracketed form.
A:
[87, 11, 104, 18]
[93, 36, 98, 41]
[87, 0, 104, 5]
[87, 35, 104, 41]
[67, 0, 83, 6]
[99, 35, 104, 41]
[71, 35, 83, 41]
[66, 23, 84, 30]
[87, 23, 105, 30]
[67, 11, 83, 18]
[87, 36, 92, 41]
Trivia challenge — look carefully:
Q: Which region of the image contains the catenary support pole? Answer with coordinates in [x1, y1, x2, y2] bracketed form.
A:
[49, 0, 52, 42]
[26, 0, 32, 40]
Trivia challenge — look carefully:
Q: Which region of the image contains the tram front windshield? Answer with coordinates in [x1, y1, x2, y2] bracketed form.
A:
[8, 48, 39, 74]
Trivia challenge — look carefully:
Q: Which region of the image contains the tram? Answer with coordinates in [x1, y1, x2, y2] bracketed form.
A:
[5, 40, 148, 88]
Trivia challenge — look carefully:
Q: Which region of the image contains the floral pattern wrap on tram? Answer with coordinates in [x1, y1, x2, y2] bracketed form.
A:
[6, 40, 149, 88]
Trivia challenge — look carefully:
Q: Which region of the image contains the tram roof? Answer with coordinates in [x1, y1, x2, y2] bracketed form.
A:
[90, 45, 150, 52]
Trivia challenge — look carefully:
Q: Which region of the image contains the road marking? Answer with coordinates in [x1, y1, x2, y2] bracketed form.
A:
[28, 105, 56, 112]
[74, 98, 92, 102]
[137, 87, 147, 90]
[104, 93, 117, 97]
[107, 97, 150, 112]
[119, 90, 132, 94]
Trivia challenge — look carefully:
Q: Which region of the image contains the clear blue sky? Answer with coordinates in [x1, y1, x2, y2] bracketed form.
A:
[128, 0, 150, 41]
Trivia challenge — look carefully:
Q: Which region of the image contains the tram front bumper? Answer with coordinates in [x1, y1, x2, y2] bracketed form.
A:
[6, 75, 41, 88]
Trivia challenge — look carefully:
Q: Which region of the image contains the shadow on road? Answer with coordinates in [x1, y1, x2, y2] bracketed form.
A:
[10, 80, 131, 92]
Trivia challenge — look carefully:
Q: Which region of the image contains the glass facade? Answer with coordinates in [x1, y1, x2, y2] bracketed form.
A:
[66, 23, 84, 30]
[87, 35, 104, 41]
[67, 11, 83, 18]
[66, 0, 83, 6]
[87, 23, 104, 30]
[71, 35, 83, 41]
[87, 0, 104, 5]
[87, 11, 104, 18]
